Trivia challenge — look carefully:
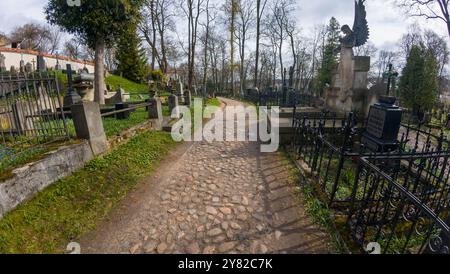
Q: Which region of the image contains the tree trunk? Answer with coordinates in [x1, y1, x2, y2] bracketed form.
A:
[94, 36, 105, 105]
[230, 0, 236, 96]
[254, 0, 261, 89]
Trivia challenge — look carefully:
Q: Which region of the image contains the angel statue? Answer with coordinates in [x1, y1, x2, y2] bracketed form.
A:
[340, 0, 370, 50]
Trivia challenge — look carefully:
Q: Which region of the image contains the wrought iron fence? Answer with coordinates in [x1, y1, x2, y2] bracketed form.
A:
[292, 110, 450, 253]
[0, 72, 70, 172]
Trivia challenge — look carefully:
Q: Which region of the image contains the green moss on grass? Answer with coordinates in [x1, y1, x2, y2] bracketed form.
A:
[0, 130, 176, 254]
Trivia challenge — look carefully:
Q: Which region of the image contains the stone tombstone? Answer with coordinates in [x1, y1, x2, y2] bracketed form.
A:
[71, 102, 108, 155]
[177, 80, 184, 96]
[10, 66, 16, 74]
[25, 62, 33, 73]
[19, 60, 25, 73]
[168, 94, 180, 119]
[115, 103, 130, 120]
[361, 96, 403, 153]
[148, 98, 163, 130]
[184, 89, 192, 107]
[0, 53, 6, 72]
[37, 55, 46, 71]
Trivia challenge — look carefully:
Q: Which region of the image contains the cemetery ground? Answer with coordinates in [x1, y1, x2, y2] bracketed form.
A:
[0, 97, 332, 254]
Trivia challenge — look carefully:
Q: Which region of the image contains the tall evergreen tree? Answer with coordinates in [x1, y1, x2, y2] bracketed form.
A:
[116, 23, 148, 83]
[315, 17, 340, 96]
[399, 44, 439, 115]
[45, 0, 144, 104]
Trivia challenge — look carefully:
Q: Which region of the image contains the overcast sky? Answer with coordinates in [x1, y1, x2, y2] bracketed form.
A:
[0, 0, 447, 52]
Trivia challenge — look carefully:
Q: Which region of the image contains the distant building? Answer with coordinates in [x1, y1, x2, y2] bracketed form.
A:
[0, 47, 95, 72]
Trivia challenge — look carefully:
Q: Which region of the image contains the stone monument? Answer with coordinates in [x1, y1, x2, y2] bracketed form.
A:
[325, 0, 378, 117]
[37, 55, 46, 72]
[0, 54, 6, 72]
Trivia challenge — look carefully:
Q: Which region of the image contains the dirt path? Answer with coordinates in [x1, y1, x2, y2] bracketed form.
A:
[79, 98, 330, 254]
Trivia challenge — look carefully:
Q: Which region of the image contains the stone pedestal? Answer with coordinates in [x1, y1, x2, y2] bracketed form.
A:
[71, 102, 108, 155]
[148, 98, 163, 130]
[325, 51, 375, 117]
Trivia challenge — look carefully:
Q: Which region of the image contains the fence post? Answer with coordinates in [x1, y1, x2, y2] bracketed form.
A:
[329, 112, 354, 206]
[148, 98, 163, 130]
[71, 102, 108, 155]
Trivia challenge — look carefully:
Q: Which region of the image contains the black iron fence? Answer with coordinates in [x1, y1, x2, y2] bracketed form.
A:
[0, 72, 70, 172]
[292, 110, 450, 254]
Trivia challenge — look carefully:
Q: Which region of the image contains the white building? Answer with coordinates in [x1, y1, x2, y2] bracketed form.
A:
[0, 47, 95, 73]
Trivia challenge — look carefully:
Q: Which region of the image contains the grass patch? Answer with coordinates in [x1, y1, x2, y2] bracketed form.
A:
[283, 151, 349, 254]
[102, 108, 149, 138]
[0, 130, 176, 254]
[205, 97, 221, 107]
[105, 75, 147, 94]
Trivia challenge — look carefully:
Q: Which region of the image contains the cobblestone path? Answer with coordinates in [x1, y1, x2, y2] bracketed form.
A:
[80, 98, 330, 254]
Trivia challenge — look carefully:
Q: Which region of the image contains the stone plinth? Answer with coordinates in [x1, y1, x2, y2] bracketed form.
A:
[325, 51, 375, 117]
[71, 102, 108, 155]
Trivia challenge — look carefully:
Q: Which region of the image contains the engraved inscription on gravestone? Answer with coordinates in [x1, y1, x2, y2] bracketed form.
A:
[367, 107, 386, 139]
[362, 96, 403, 152]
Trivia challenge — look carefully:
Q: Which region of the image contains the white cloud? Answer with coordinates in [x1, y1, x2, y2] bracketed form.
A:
[0, 0, 448, 52]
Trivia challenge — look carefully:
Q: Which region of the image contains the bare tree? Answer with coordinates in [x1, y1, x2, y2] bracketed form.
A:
[396, 0, 450, 38]
[180, 0, 206, 90]
[266, 0, 294, 84]
[254, 0, 268, 88]
[141, 0, 175, 73]
[10, 23, 50, 51]
[63, 37, 83, 59]
[235, 0, 255, 94]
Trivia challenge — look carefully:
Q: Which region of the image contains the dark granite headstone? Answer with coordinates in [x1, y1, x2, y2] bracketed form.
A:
[37, 55, 46, 71]
[115, 103, 130, 120]
[19, 60, 25, 72]
[362, 96, 403, 152]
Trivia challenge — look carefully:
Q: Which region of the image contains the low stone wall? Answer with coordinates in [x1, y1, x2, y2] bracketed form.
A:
[0, 141, 94, 219]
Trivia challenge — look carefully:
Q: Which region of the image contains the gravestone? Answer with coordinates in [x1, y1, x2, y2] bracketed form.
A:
[37, 55, 46, 71]
[63, 64, 82, 108]
[25, 62, 33, 73]
[148, 98, 163, 130]
[168, 94, 180, 119]
[19, 60, 25, 73]
[115, 103, 130, 120]
[361, 96, 403, 152]
[184, 89, 192, 107]
[0, 54, 6, 72]
[10, 66, 16, 74]
[55, 61, 62, 71]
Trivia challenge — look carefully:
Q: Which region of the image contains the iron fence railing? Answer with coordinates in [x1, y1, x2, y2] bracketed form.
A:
[292, 110, 450, 254]
[0, 72, 70, 172]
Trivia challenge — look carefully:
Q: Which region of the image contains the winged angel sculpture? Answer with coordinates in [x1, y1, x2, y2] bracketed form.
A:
[340, 0, 370, 50]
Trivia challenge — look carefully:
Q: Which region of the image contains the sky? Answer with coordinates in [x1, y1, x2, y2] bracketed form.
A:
[0, 0, 448, 52]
